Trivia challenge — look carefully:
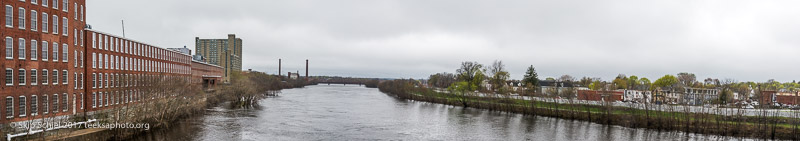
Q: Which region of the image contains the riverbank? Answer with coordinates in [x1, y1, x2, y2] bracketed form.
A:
[378, 79, 800, 140]
[3, 72, 309, 141]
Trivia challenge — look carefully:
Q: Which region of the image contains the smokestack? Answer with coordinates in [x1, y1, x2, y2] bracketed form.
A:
[305, 59, 309, 81]
[279, 59, 282, 76]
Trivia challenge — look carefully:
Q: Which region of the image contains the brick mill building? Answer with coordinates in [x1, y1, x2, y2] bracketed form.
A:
[191, 60, 223, 89]
[0, 0, 224, 125]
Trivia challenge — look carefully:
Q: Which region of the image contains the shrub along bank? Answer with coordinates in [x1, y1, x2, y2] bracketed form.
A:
[378, 79, 800, 140]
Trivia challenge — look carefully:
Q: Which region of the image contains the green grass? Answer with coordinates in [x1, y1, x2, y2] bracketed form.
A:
[409, 89, 800, 129]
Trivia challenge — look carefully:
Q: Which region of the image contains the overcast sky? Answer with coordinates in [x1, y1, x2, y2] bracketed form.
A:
[87, 0, 800, 82]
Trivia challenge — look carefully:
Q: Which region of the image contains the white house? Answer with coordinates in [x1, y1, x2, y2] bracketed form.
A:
[624, 90, 652, 103]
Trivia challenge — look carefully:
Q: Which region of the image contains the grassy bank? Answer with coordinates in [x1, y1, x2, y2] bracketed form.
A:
[378, 79, 800, 140]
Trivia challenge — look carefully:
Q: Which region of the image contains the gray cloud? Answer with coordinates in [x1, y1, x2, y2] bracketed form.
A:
[87, 0, 800, 82]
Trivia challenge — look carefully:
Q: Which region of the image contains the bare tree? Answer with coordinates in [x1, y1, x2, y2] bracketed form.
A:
[677, 72, 697, 88]
[488, 60, 509, 93]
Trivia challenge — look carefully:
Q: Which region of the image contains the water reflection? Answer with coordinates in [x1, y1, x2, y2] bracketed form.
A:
[130, 85, 759, 141]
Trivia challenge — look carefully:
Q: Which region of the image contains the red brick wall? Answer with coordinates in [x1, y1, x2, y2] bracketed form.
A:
[191, 60, 223, 85]
[578, 90, 623, 102]
[762, 91, 800, 106]
[0, 0, 87, 123]
[776, 94, 800, 105]
[761, 91, 776, 105]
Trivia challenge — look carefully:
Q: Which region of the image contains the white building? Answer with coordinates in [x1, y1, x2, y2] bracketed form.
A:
[683, 88, 720, 105]
[624, 90, 652, 103]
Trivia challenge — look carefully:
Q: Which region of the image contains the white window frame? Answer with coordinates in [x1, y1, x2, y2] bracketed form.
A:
[52, 42, 58, 61]
[91, 92, 96, 108]
[30, 40, 37, 60]
[5, 5, 12, 28]
[61, 17, 67, 36]
[30, 69, 37, 85]
[98, 73, 102, 88]
[62, 70, 67, 84]
[92, 33, 96, 48]
[18, 69, 25, 85]
[5, 68, 12, 86]
[73, 3, 76, 20]
[42, 95, 48, 114]
[6, 96, 13, 118]
[61, 44, 67, 62]
[31, 10, 37, 31]
[52, 15, 57, 34]
[73, 72, 76, 89]
[52, 94, 58, 113]
[17, 38, 24, 60]
[18, 7, 25, 29]
[41, 41, 48, 61]
[41, 69, 48, 85]
[42, 12, 48, 33]
[52, 69, 58, 85]
[80, 93, 83, 109]
[62, 0, 67, 12]
[6, 37, 12, 59]
[18, 96, 25, 117]
[92, 53, 96, 68]
[30, 95, 37, 116]
[61, 93, 67, 112]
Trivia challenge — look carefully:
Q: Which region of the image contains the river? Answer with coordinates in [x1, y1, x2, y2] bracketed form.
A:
[130, 85, 758, 141]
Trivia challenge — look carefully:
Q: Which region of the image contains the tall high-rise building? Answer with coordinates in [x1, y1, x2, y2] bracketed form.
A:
[194, 34, 241, 82]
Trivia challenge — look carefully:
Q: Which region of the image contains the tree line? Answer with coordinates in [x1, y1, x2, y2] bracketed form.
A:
[377, 60, 800, 140]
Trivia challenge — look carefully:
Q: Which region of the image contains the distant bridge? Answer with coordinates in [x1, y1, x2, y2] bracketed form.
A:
[316, 81, 364, 86]
[315, 79, 365, 86]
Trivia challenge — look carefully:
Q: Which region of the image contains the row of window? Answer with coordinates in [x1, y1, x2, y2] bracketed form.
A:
[4, 37, 69, 62]
[19, 0, 77, 15]
[92, 32, 191, 66]
[91, 52, 191, 74]
[4, 68, 68, 86]
[90, 73, 191, 89]
[91, 91, 142, 109]
[5, 93, 73, 118]
[4, 4, 86, 49]
[3, 87, 180, 119]
[3, 75, 193, 119]
[4, 5, 76, 36]
[10, 0, 84, 22]
[1, 67, 193, 88]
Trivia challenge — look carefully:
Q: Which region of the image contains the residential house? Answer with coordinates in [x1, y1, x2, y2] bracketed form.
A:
[539, 80, 575, 97]
[683, 88, 720, 105]
[653, 89, 681, 104]
[623, 90, 652, 103]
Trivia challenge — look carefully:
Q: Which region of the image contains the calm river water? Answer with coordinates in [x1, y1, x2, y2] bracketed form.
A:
[131, 85, 758, 141]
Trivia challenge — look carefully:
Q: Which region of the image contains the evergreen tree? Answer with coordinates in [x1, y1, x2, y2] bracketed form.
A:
[522, 65, 539, 87]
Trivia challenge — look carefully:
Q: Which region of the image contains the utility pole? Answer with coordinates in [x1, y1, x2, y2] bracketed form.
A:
[305, 59, 309, 81]
[121, 20, 126, 38]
